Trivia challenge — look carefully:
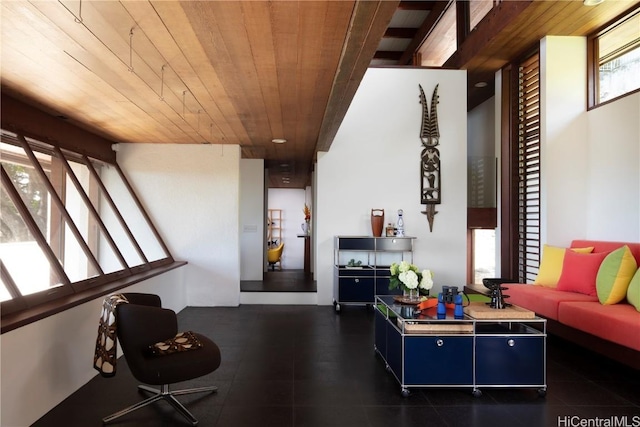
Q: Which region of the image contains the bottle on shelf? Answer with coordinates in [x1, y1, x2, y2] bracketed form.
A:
[397, 209, 405, 237]
[386, 223, 395, 237]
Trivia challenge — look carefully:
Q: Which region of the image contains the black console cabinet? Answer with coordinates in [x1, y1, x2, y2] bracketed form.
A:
[333, 236, 415, 312]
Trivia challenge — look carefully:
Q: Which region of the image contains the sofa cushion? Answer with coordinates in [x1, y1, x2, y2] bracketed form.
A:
[505, 283, 598, 320]
[556, 250, 609, 297]
[596, 245, 637, 305]
[571, 240, 640, 265]
[627, 268, 640, 312]
[534, 245, 594, 287]
[558, 301, 640, 352]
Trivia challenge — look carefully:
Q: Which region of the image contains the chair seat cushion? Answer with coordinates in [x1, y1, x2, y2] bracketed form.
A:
[132, 333, 221, 385]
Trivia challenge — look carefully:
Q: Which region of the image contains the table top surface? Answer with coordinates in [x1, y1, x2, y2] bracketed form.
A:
[376, 295, 544, 323]
[377, 295, 470, 322]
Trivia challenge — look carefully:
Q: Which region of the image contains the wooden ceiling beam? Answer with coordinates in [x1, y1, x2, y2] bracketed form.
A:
[397, 0, 451, 65]
[316, 0, 400, 153]
[1, 94, 116, 163]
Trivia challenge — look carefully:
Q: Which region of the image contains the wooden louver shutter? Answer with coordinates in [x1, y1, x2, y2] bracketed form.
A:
[517, 52, 541, 284]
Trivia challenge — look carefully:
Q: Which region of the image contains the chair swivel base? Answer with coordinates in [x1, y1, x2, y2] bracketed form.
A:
[102, 383, 218, 426]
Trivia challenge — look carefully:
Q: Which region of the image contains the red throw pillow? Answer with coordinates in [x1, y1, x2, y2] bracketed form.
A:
[556, 250, 610, 296]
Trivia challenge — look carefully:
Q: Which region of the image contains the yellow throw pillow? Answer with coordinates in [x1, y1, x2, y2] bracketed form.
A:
[596, 245, 638, 305]
[534, 245, 594, 287]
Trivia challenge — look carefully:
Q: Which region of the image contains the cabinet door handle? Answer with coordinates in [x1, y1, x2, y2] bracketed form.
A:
[507, 339, 515, 347]
[436, 339, 444, 347]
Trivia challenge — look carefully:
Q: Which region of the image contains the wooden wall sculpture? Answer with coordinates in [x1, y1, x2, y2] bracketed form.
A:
[419, 84, 440, 232]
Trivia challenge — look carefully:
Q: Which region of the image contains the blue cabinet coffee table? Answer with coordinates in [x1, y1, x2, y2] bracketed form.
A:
[374, 295, 547, 397]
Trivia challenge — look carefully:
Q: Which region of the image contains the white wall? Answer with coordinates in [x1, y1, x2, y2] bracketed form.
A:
[541, 36, 640, 245]
[541, 36, 590, 244]
[240, 159, 265, 280]
[119, 144, 241, 306]
[316, 67, 468, 305]
[0, 269, 187, 427]
[268, 188, 306, 269]
[585, 93, 640, 240]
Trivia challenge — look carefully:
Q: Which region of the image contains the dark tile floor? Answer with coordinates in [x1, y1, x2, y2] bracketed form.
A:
[34, 304, 640, 427]
[240, 270, 316, 292]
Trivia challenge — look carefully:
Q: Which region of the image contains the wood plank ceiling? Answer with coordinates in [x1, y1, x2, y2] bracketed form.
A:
[1, 0, 397, 188]
[1, 1, 638, 188]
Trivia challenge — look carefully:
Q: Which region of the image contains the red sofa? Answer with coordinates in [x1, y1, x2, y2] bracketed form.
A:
[504, 240, 640, 369]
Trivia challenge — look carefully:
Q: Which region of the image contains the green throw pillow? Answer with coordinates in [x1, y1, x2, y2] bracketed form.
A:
[596, 245, 638, 305]
[627, 268, 640, 312]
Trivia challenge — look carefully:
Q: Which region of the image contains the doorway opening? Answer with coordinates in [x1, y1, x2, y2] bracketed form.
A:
[240, 187, 315, 293]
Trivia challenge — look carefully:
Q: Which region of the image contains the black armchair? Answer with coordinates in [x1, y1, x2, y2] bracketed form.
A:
[102, 293, 221, 426]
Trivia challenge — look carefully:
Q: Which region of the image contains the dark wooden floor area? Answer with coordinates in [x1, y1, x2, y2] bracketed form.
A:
[240, 269, 316, 292]
[33, 304, 640, 427]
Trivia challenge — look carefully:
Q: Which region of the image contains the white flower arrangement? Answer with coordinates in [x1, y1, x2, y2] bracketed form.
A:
[389, 261, 433, 293]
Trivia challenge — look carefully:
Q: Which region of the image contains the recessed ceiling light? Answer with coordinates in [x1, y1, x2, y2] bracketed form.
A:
[272, 138, 287, 144]
[474, 81, 488, 88]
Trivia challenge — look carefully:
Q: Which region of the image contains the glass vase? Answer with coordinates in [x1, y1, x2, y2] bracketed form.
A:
[403, 288, 419, 302]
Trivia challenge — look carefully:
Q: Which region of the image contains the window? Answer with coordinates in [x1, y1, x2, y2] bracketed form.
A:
[1, 131, 173, 320]
[472, 229, 496, 284]
[467, 154, 497, 285]
[589, 6, 640, 107]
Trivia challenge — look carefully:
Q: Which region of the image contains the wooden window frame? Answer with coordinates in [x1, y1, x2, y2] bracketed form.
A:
[1, 125, 178, 334]
[587, 5, 640, 110]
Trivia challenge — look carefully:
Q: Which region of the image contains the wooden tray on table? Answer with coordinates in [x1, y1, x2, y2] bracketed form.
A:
[464, 301, 535, 319]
